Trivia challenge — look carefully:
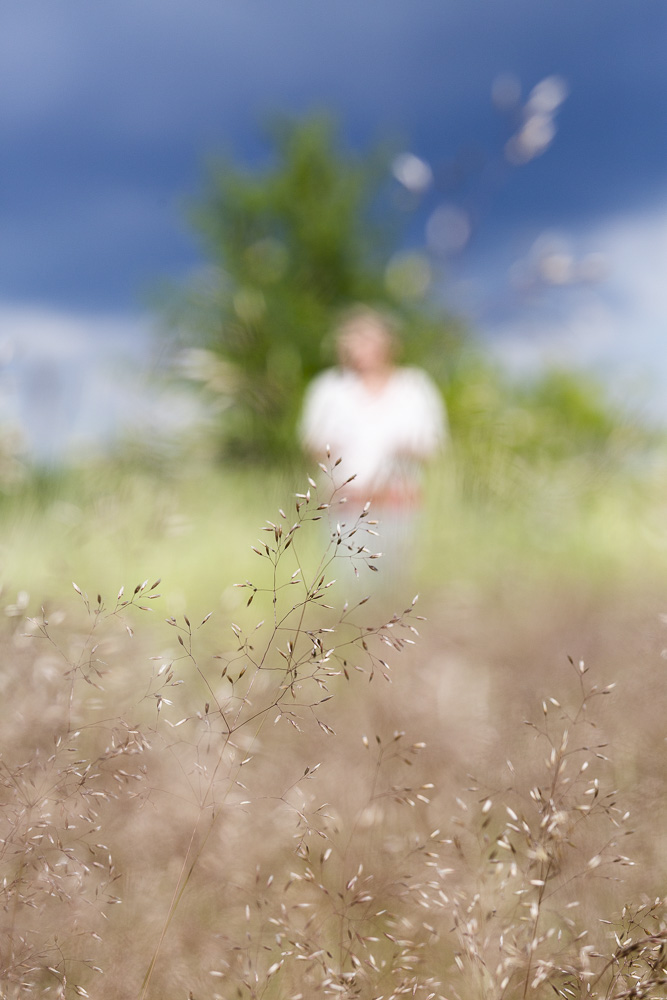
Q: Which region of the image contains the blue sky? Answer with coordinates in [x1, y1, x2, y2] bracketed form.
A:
[1, 0, 665, 457]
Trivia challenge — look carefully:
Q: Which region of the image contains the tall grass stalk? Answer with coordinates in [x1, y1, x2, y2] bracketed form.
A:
[0, 469, 665, 998]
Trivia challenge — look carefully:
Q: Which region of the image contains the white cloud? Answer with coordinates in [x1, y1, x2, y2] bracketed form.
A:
[1, 304, 151, 361]
[485, 203, 667, 421]
[0, 304, 160, 459]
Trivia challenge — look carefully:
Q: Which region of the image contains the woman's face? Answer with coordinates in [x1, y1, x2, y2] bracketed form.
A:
[337, 318, 393, 374]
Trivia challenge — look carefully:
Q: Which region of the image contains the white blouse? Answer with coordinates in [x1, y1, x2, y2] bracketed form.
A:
[300, 366, 446, 498]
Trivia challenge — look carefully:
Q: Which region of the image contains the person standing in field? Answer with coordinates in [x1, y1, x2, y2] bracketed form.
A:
[300, 306, 446, 586]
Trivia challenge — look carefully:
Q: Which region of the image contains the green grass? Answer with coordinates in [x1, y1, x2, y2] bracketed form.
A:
[0, 451, 664, 623]
[0, 461, 295, 617]
[419, 453, 665, 590]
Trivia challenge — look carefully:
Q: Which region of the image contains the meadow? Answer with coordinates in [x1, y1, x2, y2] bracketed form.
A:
[1, 450, 666, 999]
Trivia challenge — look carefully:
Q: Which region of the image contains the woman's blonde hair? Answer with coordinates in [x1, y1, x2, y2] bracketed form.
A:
[333, 304, 401, 363]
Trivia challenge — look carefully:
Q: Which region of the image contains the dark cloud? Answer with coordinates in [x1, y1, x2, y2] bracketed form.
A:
[1, 0, 664, 311]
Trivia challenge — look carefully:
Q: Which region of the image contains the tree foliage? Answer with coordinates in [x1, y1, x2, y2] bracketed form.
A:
[172, 115, 459, 463]
[446, 357, 638, 501]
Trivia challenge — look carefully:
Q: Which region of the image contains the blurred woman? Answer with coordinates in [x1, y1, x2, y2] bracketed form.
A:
[300, 306, 446, 589]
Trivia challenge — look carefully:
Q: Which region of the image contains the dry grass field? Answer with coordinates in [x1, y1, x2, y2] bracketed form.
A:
[1, 459, 666, 999]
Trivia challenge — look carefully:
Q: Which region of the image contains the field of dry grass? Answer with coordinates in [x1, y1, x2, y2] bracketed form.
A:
[1, 461, 666, 999]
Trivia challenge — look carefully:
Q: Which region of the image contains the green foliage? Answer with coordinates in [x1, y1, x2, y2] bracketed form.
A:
[171, 114, 459, 463]
[520, 368, 622, 455]
[444, 351, 643, 502]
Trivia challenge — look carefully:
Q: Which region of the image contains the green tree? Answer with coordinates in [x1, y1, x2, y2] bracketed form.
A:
[168, 113, 639, 490]
[171, 115, 458, 463]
